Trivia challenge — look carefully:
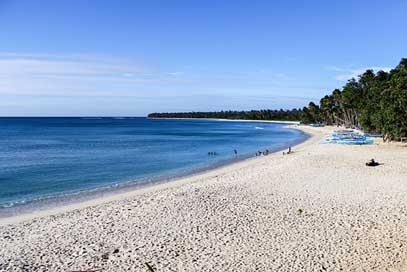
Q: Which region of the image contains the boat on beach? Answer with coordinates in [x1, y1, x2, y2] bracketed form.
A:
[364, 133, 383, 138]
[321, 130, 374, 145]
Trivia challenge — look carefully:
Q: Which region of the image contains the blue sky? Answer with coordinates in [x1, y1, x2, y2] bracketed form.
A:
[0, 0, 406, 116]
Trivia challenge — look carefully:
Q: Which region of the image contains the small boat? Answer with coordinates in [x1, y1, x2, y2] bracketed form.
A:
[320, 139, 337, 144]
[336, 139, 374, 145]
[331, 136, 366, 141]
[333, 129, 354, 134]
[309, 123, 325, 127]
[320, 130, 373, 145]
[364, 133, 383, 138]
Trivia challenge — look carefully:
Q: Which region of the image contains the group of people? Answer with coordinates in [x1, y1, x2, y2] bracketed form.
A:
[208, 147, 293, 158]
[207, 149, 238, 156]
[256, 150, 270, 156]
[257, 146, 293, 156]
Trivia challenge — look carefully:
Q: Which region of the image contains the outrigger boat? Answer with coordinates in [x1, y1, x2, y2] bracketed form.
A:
[320, 130, 373, 145]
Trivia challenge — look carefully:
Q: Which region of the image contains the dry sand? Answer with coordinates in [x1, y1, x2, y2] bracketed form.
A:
[148, 117, 300, 124]
[1, 126, 407, 271]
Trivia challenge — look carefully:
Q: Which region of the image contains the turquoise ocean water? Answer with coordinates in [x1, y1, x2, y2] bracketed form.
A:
[0, 117, 307, 216]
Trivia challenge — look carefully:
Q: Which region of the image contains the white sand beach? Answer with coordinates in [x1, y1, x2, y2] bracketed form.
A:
[1, 126, 407, 271]
[148, 117, 301, 124]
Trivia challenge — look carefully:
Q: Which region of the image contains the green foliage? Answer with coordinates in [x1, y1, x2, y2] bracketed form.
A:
[302, 58, 407, 140]
[148, 109, 304, 121]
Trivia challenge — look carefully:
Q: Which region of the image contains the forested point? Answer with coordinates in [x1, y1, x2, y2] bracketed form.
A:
[148, 109, 303, 121]
[149, 58, 407, 140]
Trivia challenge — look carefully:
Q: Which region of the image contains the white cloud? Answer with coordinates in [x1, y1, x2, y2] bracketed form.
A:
[0, 54, 146, 78]
[326, 65, 392, 81]
[166, 72, 184, 76]
[0, 53, 187, 96]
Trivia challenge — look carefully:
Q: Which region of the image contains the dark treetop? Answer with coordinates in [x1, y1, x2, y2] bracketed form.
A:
[148, 109, 303, 122]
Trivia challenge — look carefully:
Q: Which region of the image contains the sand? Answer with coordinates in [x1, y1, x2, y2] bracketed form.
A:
[1, 126, 407, 271]
[148, 117, 301, 124]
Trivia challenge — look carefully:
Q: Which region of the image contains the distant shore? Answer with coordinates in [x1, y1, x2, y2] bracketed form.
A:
[147, 117, 301, 124]
[2, 125, 407, 271]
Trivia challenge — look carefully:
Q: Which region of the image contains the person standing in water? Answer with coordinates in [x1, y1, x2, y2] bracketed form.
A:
[234, 149, 238, 156]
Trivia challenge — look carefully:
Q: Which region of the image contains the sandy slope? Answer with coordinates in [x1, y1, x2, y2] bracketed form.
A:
[1, 126, 407, 271]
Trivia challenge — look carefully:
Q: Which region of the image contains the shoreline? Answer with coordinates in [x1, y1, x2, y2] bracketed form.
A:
[3, 125, 407, 271]
[0, 124, 311, 225]
[148, 117, 301, 124]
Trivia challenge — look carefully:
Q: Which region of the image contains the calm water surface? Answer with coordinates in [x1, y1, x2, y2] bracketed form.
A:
[0, 117, 307, 216]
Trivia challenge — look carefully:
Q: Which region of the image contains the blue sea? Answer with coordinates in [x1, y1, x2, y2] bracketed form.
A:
[0, 117, 307, 216]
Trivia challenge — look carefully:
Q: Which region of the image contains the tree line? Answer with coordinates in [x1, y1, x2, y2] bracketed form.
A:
[148, 109, 304, 121]
[149, 58, 407, 140]
[302, 58, 407, 140]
